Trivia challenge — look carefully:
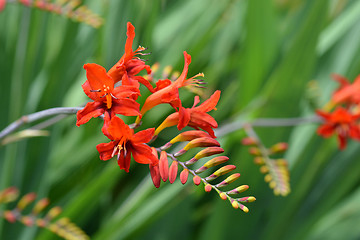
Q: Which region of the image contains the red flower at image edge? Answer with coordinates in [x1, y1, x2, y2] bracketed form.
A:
[76, 63, 140, 126]
[155, 90, 221, 138]
[316, 107, 360, 150]
[107, 22, 153, 92]
[96, 116, 158, 172]
[332, 74, 360, 105]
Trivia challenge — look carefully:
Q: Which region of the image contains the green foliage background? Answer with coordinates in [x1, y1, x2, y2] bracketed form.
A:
[1, 0, 360, 239]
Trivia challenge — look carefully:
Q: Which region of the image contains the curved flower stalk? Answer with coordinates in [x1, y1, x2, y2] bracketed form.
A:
[242, 126, 291, 197]
[2, 0, 103, 28]
[0, 187, 89, 240]
[149, 130, 256, 212]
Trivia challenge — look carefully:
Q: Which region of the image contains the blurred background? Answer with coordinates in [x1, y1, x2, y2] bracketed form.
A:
[1, 0, 360, 239]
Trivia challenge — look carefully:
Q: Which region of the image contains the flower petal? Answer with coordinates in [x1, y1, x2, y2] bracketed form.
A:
[349, 125, 360, 140]
[131, 143, 158, 165]
[190, 111, 218, 128]
[117, 151, 132, 172]
[316, 124, 335, 138]
[154, 112, 180, 136]
[132, 75, 155, 93]
[96, 141, 117, 161]
[155, 79, 172, 91]
[82, 80, 100, 101]
[101, 111, 114, 140]
[76, 102, 105, 126]
[124, 22, 135, 62]
[84, 63, 114, 93]
[111, 98, 140, 116]
[112, 85, 140, 99]
[193, 90, 221, 112]
[337, 134, 347, 150]
[178, 106, 191, 130]
[107, 116, 133, 140]
[131, 128, 155, 144]
[173, 51, 191, 88]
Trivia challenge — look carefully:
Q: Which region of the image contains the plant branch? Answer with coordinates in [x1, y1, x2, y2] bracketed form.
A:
[0, 107, 82, 141]
[216, 115, 322, 137]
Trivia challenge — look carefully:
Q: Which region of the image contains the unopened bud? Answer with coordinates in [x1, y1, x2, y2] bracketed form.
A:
[227, 185, 249, 195]
[216, 173, 241, 188]
[219, 192, 227, 200]
[254, 157, 265, 165]
[241, 137, 257, 146]
[193, 176, 201, 186]
[33, 198, 50, 214]
[249, 147, 261, 156]
[204, 184, 212, 192]
[269, 142, 288, 154]
[17, 193, 36, 210]
[169, 161, 178, 184]
[180, 169, 189, 184]
[205, 165, 236, 181]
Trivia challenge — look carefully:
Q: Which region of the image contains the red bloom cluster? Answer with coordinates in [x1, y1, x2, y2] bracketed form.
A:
[316, 74, 360, 149]
[77, 22, 221, 172]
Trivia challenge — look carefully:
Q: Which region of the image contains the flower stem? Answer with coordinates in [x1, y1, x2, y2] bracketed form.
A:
[0, 107, 82, 141]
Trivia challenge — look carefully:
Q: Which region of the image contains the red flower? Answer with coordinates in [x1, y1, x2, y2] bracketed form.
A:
[0, 0, 6, 11]
[155, 90, 221, 138]
[76, 63, 140, 126]
[135, 51, 204, 124]
[107, 22, 153, 92]
[316, 107, 360, 150]
[332, 74, 360, 105]
[96, 116, 158, 172]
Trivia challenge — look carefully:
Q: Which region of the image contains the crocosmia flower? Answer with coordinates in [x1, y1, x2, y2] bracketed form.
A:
[76, 63, 140, 126]
[316, 107, 360, 150]
[155, 90, 221, 138]
[107, 22, 153, 92]
[96, 116, 158, 172]
[135, 51, 204, 124]
[332, 74, 360, 105]
[0, 0, 6, 11]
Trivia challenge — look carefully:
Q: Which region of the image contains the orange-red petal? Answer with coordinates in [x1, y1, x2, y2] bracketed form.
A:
[111, 98, 140, 116]
[193, 90, 221, 112]
[317, 124, 334, 138]
[124, 22, 135, 62]
[117, 151, 132, 172]
[130, 143, 158, 165]
[76, 101, 105, 126]
[96, 141, 117, 161]
[131, 128, 155, 144]
[178, 106, 191, 130]
[84, 63, 114, 94]
[107, 116, 133, 140]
